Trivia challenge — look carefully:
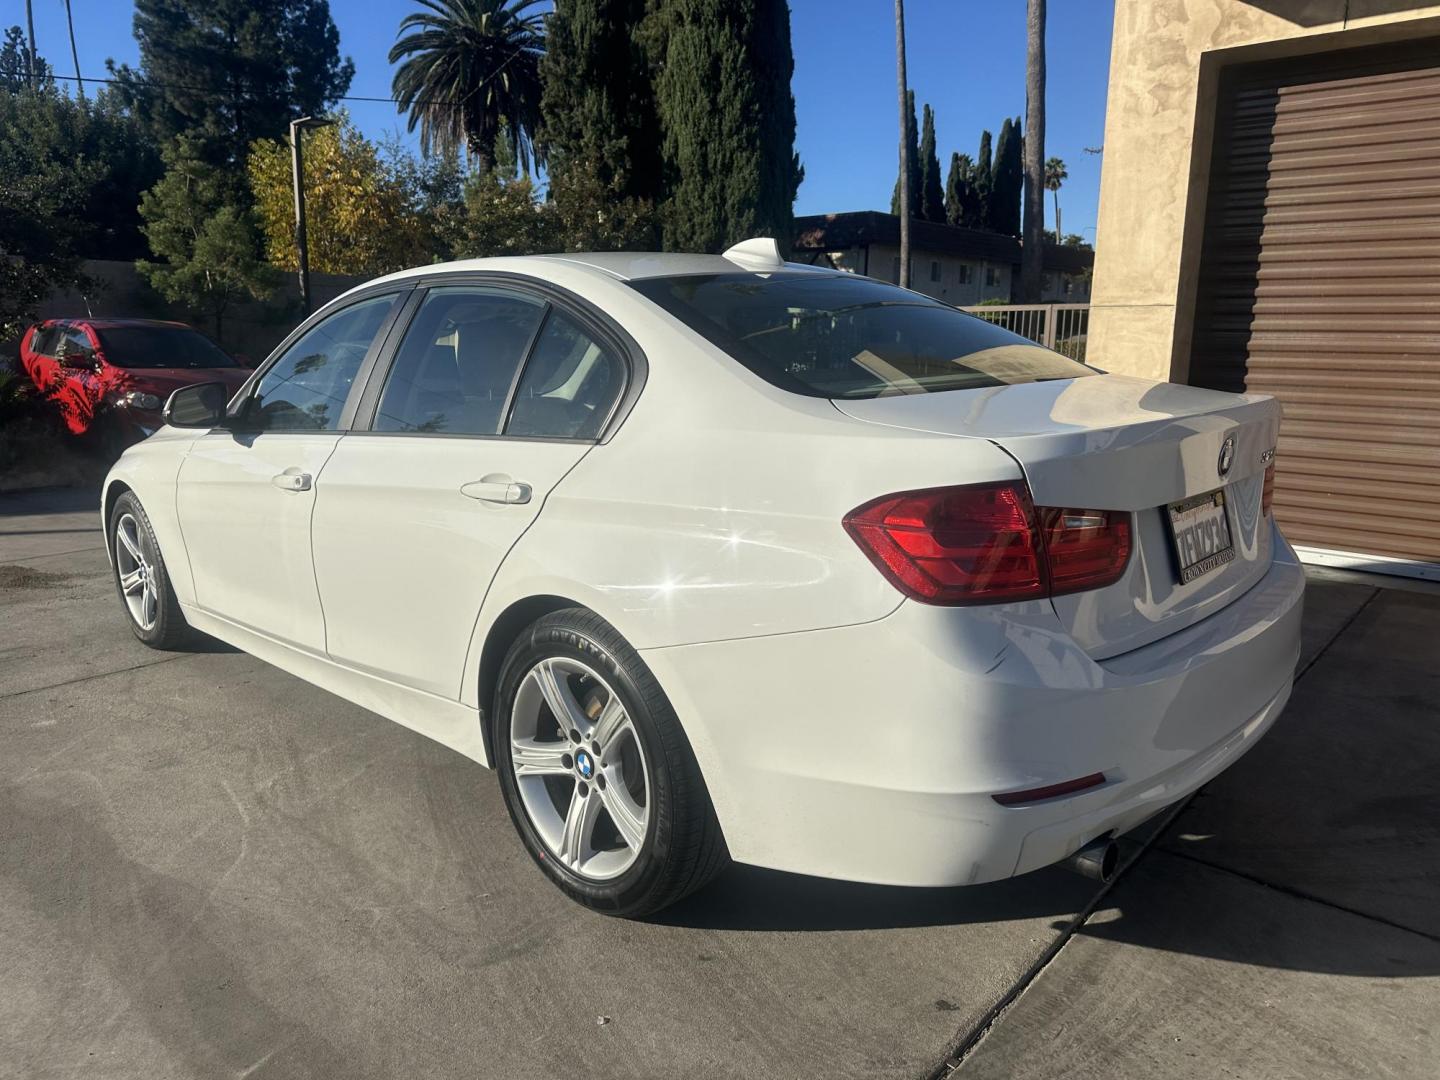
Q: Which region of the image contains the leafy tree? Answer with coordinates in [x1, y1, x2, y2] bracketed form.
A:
[0, 87, 90, 339]
[919, 103, 944, 223]
[889, 89, 919, 218]
[540, 0, 661, 249]
[138, 137, 278, 338]
[647, 0, 803, 253]
[390, 0, 545, 174]
[109, 0, 354, 176]
[989, 116, 1023, 236]
[0, 77, 160, 265]
[1044, 155, 1067, 239]
[1, 25, 50, 92]
[454, 169, 555, 257]
[248, 114, 446, 275]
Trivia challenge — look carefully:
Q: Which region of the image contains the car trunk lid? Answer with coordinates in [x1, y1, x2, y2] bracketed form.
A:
[833, 374, 1283, 658]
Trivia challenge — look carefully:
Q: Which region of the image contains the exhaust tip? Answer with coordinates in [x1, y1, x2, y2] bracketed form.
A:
[1062, 837, 1119, 883]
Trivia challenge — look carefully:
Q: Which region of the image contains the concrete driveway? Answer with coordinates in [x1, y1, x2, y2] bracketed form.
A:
[2, 487, 1437, 1079]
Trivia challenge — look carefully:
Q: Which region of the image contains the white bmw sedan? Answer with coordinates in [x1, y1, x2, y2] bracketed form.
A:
[103, 239, 1304, 916]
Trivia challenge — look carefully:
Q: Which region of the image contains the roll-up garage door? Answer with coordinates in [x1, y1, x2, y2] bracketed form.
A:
[1189, 41, 1440, 568]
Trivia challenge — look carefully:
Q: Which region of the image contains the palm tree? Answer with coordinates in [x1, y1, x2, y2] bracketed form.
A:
[895, 0, 910, 288]
[389, 0, 545, 174]
[1020, 0, 1045, 301]
[63, 0, 83, 98]
[1045, 156, 1067, 240]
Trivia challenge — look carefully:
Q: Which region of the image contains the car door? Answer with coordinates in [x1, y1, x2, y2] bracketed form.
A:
[175, 291, 403, 653]
[310, 281, 631, 697]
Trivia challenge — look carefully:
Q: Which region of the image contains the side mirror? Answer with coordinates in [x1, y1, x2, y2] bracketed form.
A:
[163, 381, 229, 428]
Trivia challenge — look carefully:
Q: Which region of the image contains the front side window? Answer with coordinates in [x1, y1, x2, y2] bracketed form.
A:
[630, 272, 1092, 399]
[374, 287, 545, 435]
[245, 293, 395, 432]
[507, 309, 624, 440]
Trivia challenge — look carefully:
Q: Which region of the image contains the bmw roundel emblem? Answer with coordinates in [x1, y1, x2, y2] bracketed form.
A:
[1217, 435, 1236, 478]
[575, 750, 595, 779]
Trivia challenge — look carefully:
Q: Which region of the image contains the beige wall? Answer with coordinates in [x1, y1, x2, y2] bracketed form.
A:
[1089, 0, 1440, 381]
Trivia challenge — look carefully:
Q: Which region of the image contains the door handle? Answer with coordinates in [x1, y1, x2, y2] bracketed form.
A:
[272, 469, 312, 492]
[461, 474, 532, 505]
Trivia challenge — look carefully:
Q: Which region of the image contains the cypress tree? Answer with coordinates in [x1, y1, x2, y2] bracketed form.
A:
[991, 115, 1024, 236]
[648, 0, 804, 253]
[919, 103, 944, 223]
[973, 129, 993, 231]
[944, 151, 969, 227]
[889, 89, 920, 218]
[541, 0, 661, 248]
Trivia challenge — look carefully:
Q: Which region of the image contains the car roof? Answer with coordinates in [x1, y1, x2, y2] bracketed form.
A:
[356, 245, 840, 292]
[47, 318, 194, 331]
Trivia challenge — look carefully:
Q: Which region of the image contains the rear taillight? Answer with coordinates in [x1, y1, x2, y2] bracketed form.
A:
[843, 481, 1131, 605]
[1038, 507, 1133, 596]
[1261, 462, 1276, 517]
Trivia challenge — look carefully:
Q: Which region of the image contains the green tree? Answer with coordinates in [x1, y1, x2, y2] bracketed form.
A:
[647, 0, 803, 253]
[989, 116, 1023, 236]
[889, 88, 919, 218]
[973, 129, 993, 230]
[109, 0, 353, 175]
[1, 25, 50, 92]
[138, 137, 278, 338]
[390, 0, 545, 174]
[0, 84, 90, 339]
[945, 151, 983, 229]
[540, 0, 661, 249]
[919, 103, 944, 223]
[248, 114, 446, 275]
[454, 169, 555, 257]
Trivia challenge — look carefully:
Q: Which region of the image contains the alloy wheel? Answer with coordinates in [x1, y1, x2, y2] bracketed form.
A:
[509, 657, 652, 881]
[114, 512, 158, 632]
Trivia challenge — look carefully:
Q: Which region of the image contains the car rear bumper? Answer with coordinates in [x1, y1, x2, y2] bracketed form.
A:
[639, 523, 1305, 887]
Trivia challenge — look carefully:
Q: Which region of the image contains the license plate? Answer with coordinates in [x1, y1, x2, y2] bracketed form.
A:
[1167, 489, 1236, 584]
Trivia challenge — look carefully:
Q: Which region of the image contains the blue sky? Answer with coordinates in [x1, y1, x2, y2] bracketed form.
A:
[22, 0, 1115, 238]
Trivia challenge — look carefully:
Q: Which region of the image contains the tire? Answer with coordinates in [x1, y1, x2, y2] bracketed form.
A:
[108, 491, 193, 650]
[493, 608, 729, 917]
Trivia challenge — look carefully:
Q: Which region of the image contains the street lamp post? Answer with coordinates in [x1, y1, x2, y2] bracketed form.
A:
[290, 116, 333, 315]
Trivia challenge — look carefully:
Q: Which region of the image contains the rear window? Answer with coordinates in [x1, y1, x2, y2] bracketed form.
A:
[95, 326, 238, 369]
[629, 272, 1092, 399]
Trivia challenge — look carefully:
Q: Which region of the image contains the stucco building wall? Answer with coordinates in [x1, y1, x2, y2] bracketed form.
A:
[1090, 0, 1440, 381]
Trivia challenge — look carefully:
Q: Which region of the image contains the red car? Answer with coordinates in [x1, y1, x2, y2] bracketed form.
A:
[18, 318, 251, 445]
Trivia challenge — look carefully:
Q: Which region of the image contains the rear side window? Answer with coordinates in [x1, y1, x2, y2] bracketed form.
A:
[507, 309, 624, 440]
[630, 272, 1092, 399]
[246, 294, 395, 432]
[30, 325, 62, 357]
[374, 286, 545, 435]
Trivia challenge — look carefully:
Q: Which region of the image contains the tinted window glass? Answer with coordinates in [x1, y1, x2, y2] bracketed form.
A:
[507, 310, 624, 440]
[631, 273, 1092, 399]
[95, 325, 238, 369]
[59, 326, 95, 361]
[30, 325, 61, 356]
[246, 294, 394, 432]
[374, 287, 544, 435]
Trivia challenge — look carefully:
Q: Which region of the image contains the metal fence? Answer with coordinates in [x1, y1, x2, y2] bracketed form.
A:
[959, 303, 1090, 362]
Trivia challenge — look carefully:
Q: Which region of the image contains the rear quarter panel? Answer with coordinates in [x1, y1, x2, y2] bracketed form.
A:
[461, 273, 1026, 706]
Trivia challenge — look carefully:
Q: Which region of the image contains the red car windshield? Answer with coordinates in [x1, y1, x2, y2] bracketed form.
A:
[94, 326, 239, 369]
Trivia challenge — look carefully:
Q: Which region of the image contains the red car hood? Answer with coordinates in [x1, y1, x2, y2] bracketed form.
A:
[120, 367, 251, 400]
